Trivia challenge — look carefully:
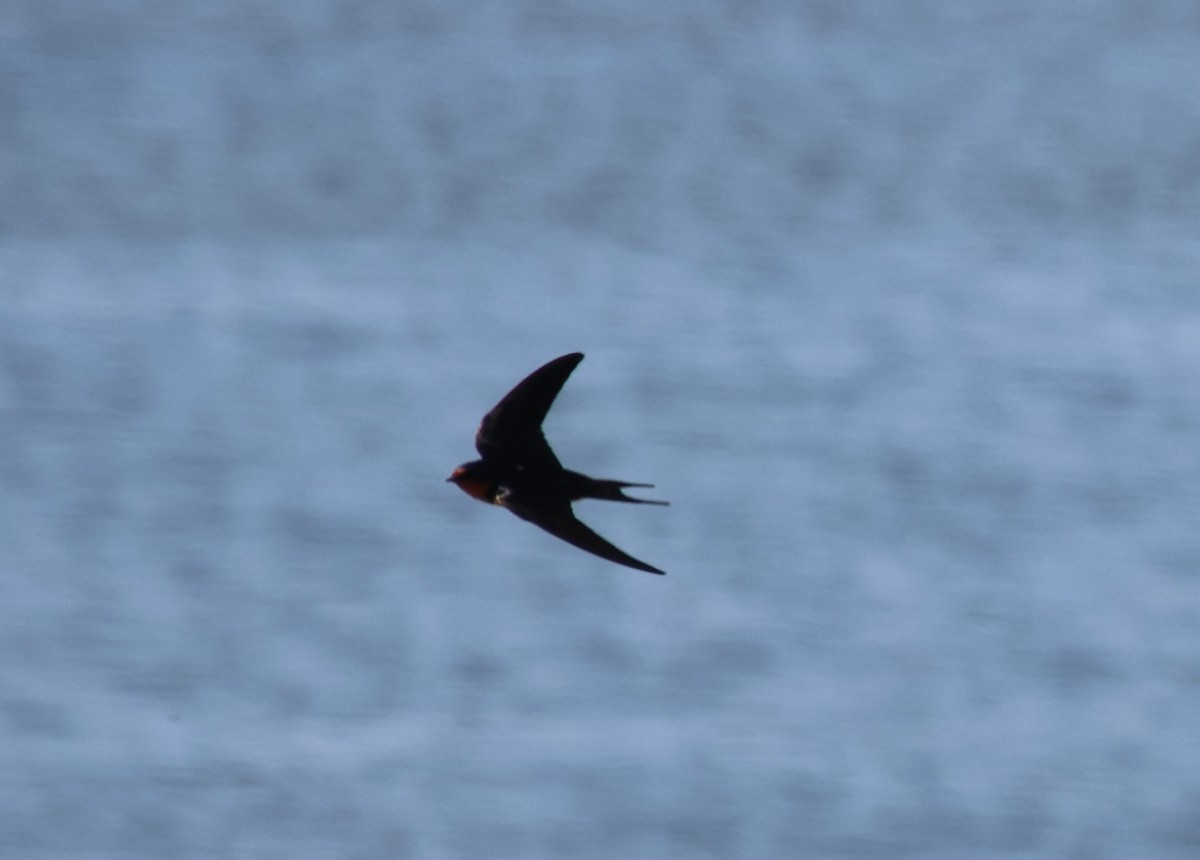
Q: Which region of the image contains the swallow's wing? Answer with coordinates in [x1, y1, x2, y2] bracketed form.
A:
[475, 352, 584, 471]
[502, 494, 665, 575]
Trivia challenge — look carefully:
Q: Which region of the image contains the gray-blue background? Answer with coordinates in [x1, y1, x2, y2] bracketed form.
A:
[3, 2, 1199, 857]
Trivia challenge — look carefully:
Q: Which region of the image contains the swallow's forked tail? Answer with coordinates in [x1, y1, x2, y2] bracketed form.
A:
[588, 479, 669, 506]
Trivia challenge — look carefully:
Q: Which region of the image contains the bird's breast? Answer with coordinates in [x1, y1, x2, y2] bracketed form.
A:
[454, 476, 498, 504]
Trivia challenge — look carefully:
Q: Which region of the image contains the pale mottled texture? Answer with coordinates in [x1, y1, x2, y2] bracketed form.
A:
[2, 2, 1200, 858]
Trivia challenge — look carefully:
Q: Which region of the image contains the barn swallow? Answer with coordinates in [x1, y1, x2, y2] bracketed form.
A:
[448, 352, 667, 574]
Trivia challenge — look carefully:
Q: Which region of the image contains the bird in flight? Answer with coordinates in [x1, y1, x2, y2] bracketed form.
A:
[448, 352, 667, 574]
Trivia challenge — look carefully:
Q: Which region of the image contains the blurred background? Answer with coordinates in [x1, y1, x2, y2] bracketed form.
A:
[3, 1, 1200, 857]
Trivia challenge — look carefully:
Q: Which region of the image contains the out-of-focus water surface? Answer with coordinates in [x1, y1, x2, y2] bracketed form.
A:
[3, 2, 1200, 857]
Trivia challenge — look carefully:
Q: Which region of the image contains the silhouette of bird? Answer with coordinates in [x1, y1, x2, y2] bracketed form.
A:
[448, 352, 667, 574]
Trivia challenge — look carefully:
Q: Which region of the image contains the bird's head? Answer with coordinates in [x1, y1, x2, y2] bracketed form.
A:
[447, 461, 496, 504]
